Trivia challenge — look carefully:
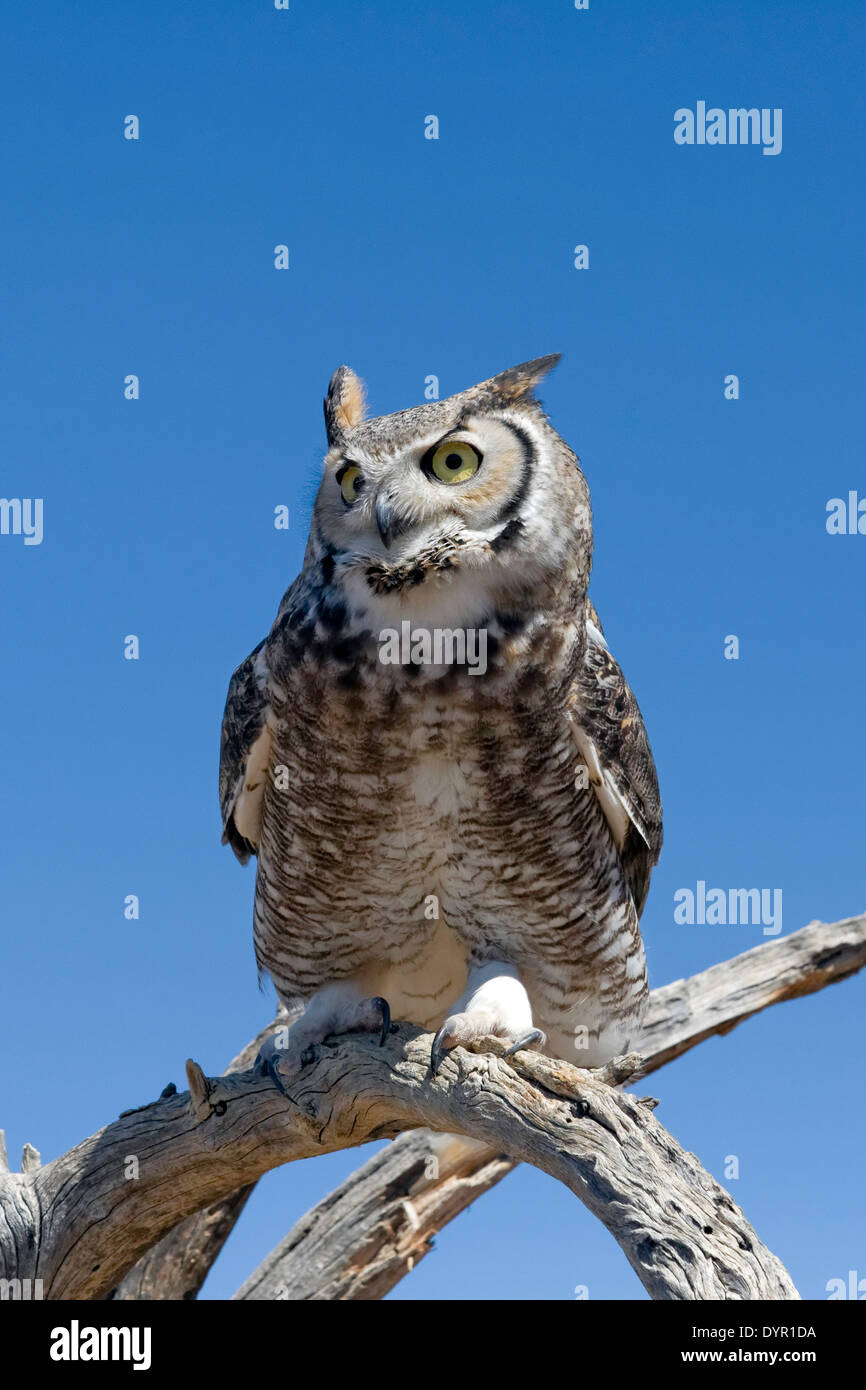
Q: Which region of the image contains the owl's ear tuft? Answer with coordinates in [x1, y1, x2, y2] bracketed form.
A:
[474, 353, 562, 407]
[324, 366, 367, 445]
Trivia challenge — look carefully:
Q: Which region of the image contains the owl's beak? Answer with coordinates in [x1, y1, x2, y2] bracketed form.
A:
[375, 495, 408, 549]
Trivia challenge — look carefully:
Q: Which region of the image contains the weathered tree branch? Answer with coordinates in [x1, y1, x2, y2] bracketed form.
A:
[232, 1131, 512, 1302]
[0, 1028, 799, 1301]
[108, 1184, 257, 1302]
[155, 912, 866, 1302]
[639, 911, 866, 1069]
[110, 1009, 296, 1301]
[231, 1061, 645, 1304]
[3, 913, 861, 1303]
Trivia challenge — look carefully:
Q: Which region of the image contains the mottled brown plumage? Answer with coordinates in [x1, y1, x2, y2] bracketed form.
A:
[220, 356, 662, 1075]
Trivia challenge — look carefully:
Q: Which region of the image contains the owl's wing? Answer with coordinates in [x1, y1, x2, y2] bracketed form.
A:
[569, 608, 663, 917]
[219, 637, 272, 865]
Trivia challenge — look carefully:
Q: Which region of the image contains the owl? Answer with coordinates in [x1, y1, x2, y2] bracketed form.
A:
[219, 355, 662, 1083]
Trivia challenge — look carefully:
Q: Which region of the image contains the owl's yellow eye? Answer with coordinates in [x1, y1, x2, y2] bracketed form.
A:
[428, 440, 481, 485]
[338, 464, 364, 505]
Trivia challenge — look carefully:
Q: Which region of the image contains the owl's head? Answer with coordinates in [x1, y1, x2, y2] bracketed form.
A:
[309, 355, 592, 625]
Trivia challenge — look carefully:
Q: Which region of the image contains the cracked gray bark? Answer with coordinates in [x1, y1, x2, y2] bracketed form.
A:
[231, 1131, 512, 1302]
[2, 913, 862, 1302]
[0, 1030, 799, 1301]
[110, 1009, 296, 1301]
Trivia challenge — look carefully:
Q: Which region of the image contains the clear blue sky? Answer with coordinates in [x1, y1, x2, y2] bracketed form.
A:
[1, 1, 863, 1301]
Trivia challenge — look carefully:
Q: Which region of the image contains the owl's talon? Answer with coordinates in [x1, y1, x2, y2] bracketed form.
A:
[266, 1053, 294, 1097]
[371, 996, 391, 1046]
[503, 1028, 547, 1057]
[430, 1022, 546, 1073]
[430, 1025, 451, 1076]
[254, 1033, 301, 1090]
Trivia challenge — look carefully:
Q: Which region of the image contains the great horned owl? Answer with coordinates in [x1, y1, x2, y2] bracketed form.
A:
[220, 355, 662, 1081]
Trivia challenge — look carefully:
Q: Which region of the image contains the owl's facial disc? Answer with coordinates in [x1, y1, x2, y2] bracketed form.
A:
[323, 414, 534, 572]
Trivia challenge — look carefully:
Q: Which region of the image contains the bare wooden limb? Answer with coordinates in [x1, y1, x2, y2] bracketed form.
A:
[232, 1054, 646, 1303]
[639, 912, 866, 1068]
[232, 912, 866, 1301]
[5, 913, 860, 1303]
[232, 1132, 511, 1302]
[109, 1185, 257, 1302]
[0, 1019, 799, 1301]
[110, 1009, 295, 1301]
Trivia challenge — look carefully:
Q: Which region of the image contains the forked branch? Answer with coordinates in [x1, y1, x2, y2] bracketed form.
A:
[123, 912, 866, 1301]
[2, 913, 861, 1302]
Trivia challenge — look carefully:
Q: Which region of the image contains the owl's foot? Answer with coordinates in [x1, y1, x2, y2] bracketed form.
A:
[430, 1017, 546, 1073]
[503, 1029, 547, 1057]
[430, 963, 542, 1075]
[255, 992, 391, 1094]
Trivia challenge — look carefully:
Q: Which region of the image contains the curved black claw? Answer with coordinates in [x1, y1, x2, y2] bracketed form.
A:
[254, 1034, 294, 1092]
[430, 1024, 451, 1076]
[266, 1053, 293, 1097]
[370, 996, 391, 1046]
[503, 1028, 547, 1058]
